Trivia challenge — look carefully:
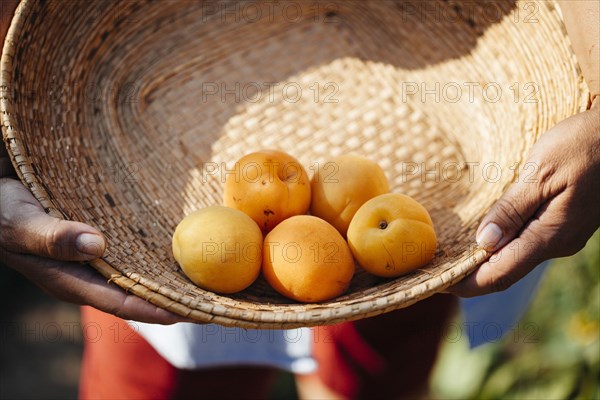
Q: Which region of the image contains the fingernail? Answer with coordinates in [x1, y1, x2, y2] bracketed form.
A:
[75, 233, 105, 258]
[476, 223, 503, 251]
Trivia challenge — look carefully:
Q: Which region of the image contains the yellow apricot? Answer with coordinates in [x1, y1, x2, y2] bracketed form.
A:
[172, 206, 262, 293]
[347, 193, 436, 277]
[310, 155, 389, 237]
[224, 150, 311, 234]
[262, 215, 355, 303]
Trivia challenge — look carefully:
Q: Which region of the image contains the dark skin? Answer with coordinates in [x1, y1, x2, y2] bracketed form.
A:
[0, 1, 598, 325]
[450, 97, 599, 296]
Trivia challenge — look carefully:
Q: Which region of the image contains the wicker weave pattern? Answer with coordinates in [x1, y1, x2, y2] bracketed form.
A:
[1, 0, 588, 328]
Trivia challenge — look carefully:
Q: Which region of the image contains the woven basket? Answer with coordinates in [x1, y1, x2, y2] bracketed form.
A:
[1, 0, 589, 328]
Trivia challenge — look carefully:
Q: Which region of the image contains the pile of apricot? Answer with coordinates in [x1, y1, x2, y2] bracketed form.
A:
[172, 150, 436, 302]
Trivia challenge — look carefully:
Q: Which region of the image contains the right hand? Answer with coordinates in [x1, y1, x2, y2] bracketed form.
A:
[0, 146, 187, 324]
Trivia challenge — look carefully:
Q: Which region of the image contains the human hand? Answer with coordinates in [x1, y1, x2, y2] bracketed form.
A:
[450, 98, 600, 297]
[0, 146, 187, 323]
[1, 1, 188, 324]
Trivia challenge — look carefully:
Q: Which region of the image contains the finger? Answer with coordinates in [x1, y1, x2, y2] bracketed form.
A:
[0, 178, 106, 261]
[475, 175, 544, 252]
[450, 214, 552, 297]
[2, 249, 192, 324]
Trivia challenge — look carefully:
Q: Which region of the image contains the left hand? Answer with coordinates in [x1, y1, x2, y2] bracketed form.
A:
[449, 98, 600, 297]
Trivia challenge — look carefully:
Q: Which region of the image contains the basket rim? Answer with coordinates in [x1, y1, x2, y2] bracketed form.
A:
[0, 0, 590, 328]
[90, 249, 490, 328]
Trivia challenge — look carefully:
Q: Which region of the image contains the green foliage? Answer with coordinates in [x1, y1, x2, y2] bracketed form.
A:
[431, 230, 600, 399]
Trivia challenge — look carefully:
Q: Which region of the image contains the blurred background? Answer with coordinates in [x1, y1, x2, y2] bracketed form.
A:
[1, 230, 598, 399]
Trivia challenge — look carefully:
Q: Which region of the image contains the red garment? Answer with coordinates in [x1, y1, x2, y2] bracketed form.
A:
[312, 294, 457, 399]
[78, 307, 277, 400]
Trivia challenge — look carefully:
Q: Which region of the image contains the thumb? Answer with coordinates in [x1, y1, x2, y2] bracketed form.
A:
[1, 179, 106, 261]
[476, 175, 543, 252]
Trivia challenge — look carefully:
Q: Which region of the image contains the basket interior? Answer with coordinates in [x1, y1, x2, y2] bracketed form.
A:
[2, 0, 587, 326]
